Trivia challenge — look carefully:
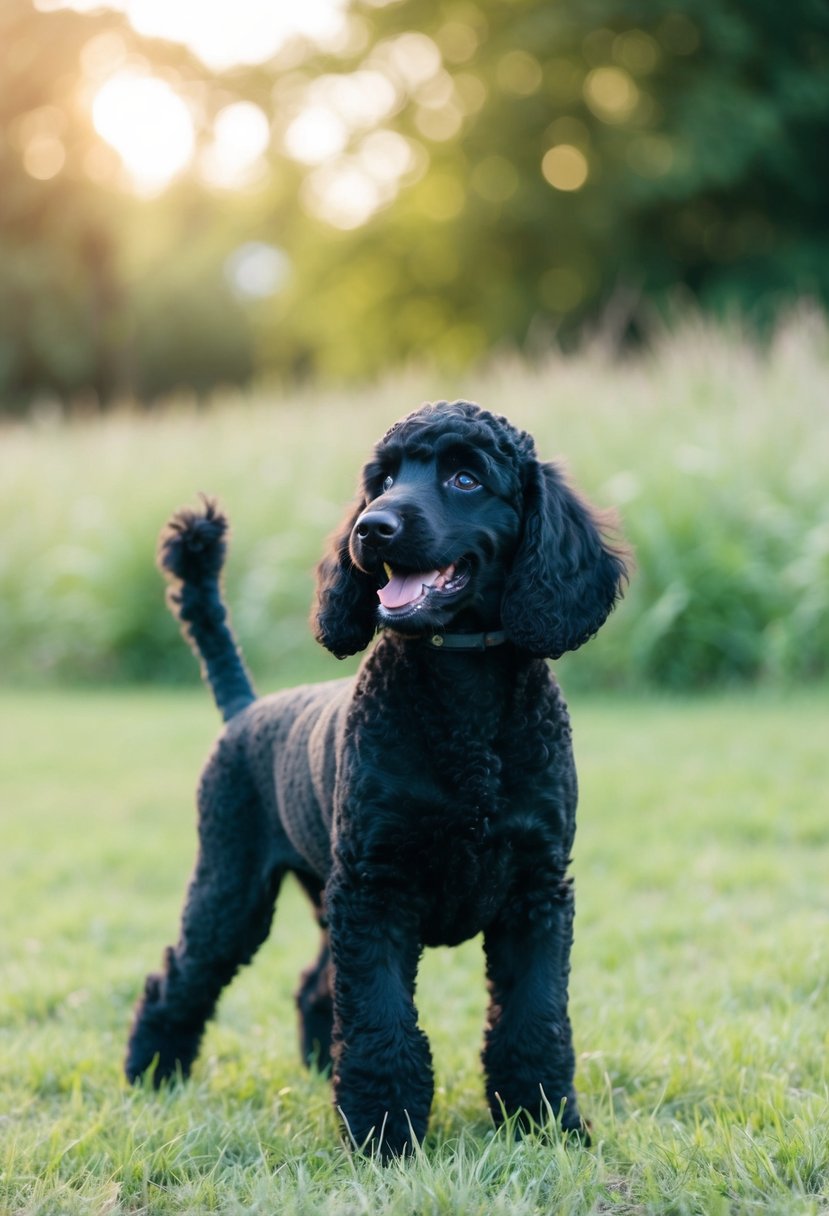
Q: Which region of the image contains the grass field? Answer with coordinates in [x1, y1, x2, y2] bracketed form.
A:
[1, 685, 828, 1214]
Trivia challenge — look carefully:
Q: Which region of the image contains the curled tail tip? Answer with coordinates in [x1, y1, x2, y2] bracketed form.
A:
[158, 496, 228, 583]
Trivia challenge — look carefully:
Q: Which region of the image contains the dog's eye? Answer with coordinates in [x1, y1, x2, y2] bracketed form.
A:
[382, 475, 394, 492]
[451, 471, 479, 491]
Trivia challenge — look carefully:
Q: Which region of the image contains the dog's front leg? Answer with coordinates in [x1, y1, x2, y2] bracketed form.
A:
[482, 876, 587, 1139]
[325, 866, 433, 1159]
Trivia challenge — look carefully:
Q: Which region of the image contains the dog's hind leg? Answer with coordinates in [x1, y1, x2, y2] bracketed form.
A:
[296, 934, 333, 1073]
[293, 873, 334, 1072]
[125, 734, 284, 1086]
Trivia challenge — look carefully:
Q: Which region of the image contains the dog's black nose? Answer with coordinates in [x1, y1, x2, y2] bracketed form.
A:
[354, 508, 402, 548]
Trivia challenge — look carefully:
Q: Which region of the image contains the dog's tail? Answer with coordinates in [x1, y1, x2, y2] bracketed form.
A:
[158, 497, 256, 722]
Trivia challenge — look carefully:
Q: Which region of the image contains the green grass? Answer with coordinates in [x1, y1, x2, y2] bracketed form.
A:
[2, 308, 828, 688]
[2, 686, 828, 1213]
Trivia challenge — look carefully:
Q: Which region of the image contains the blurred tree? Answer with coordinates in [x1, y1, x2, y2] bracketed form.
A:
[0, 0, 827, 408]
[0, 0, 257, 410]
[263, 0, 829, 376]
[0, 0, 121, 405]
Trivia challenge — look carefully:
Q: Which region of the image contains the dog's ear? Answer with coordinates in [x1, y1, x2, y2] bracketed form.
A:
[501, 460, 628, 658]
[311, 496, 378, 659]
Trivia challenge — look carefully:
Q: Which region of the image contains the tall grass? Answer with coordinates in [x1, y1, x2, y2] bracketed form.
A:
[1, 307, 827, 688]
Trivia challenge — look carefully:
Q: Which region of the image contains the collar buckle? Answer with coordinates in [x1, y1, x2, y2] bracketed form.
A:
[423, 629, 508, 652]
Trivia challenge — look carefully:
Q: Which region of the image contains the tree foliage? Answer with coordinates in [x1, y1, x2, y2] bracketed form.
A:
[0, 0, 827, 409]
[275, 0, 829, 373]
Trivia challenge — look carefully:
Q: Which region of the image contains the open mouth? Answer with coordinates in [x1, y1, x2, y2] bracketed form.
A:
[377, 560, 470, 615]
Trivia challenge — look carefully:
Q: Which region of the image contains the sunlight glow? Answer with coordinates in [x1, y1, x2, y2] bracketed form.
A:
[199, 102, 271, 189]
[381, 33, 442, 89]
[299, 129, 419, 230]
[358, 129, 416, 183]
[129, 0, 347, 70]
[38, 0, 349, 71]
[92, 73, 194, 192]
[49, 0, 439, 226]
[302, 161, 384, 230]
[284, 105, 350, 166]
[283, 72, 399, 165]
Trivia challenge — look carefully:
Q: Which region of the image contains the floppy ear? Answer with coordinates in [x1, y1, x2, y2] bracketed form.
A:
[311, 496, 379, 659]
[501, 460, 628, 658]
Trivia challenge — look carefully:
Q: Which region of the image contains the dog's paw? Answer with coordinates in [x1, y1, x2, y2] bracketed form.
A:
[490, 1091, 592, 1147]
[338, 1106, 426, 1162]
[124, 973, 202, 1088]
[560, 1108, 592, 1146]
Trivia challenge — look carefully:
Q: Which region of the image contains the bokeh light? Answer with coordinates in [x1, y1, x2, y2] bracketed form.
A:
[380, 32, 442, 89]
[301, 160, 383, 230]
[583, 66, 639, 123]
[496, 50, 543, 96]
[225, 243, 291, 298]
[15, 106, 67, 181]
[283, 72, 399, 165]
[92, 72, 194, 191]
[284, 106, 350, 166]
[200, 102, 271, 189]
[613, 30, 660, 74]
[435, 20, 480, 65]
[541, 144, 589, 192]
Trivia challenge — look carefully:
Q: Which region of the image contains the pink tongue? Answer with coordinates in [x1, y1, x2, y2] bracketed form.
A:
[378, 570, 439, 610]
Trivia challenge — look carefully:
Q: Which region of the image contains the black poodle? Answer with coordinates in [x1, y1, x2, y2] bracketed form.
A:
[125, 400, 628, 1157]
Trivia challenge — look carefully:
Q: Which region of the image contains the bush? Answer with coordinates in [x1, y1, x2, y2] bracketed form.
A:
[1, 310, 827, 689]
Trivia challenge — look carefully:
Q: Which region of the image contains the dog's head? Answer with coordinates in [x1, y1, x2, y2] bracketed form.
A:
[313, 400, 628, 659]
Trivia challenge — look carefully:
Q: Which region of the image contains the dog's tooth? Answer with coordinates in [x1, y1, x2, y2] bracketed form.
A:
[383, 562, 393, 580]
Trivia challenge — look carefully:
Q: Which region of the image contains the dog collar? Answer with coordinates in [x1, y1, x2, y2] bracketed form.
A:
[421, 629, 508, 652]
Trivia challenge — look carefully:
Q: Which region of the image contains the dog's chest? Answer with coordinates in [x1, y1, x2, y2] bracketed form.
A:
[386, 736, 536, 945]
[410, 798, 510, 946]
[338, 651, 574, 944]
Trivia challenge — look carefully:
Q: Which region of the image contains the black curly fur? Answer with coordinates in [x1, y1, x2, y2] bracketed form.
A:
[125, 401, 628, 1159]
